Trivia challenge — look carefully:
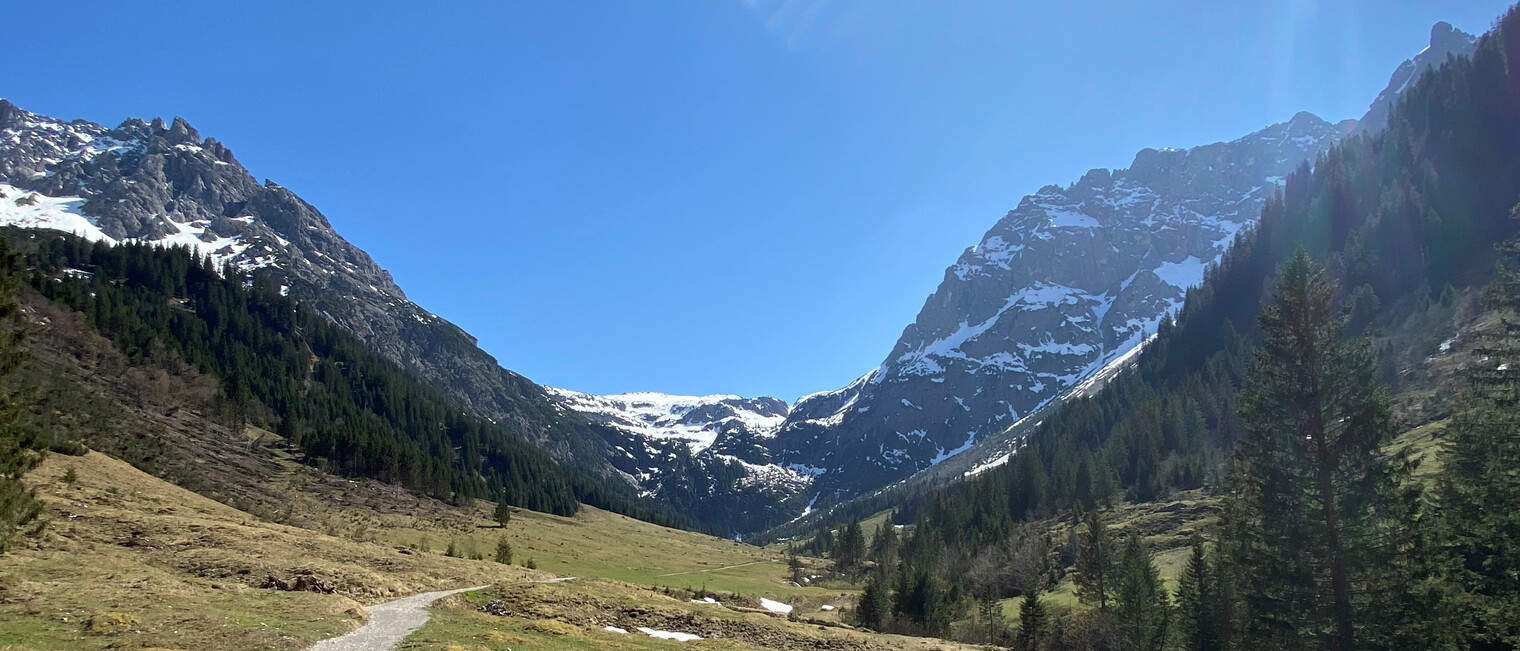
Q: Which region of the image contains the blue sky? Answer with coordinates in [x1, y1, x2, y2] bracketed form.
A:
[2, 1, 1510, 400]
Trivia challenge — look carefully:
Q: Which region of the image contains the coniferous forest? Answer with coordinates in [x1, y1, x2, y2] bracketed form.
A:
[783, 6, 1520, 649]
[1, 231, 701, 531]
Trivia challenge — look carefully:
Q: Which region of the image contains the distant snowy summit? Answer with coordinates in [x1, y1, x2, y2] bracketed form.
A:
[545, 388, 788, 451]
[548, 20, 1481, 521]
[547, 387, 817, 533]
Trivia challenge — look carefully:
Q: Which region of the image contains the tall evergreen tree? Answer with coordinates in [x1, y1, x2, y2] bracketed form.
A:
[1016, 588, 1049, 651]
[1173, 534, 1221, 651]
[835, 518, 867, 575]
[871, 520, 900, 572]
[856, 570, 892, 631]
[1114, 532, 1169, 651]
[1436, 213, 1520, 649]
[1229, 250, 1417, 650]
[1076, 507, 1116, 609]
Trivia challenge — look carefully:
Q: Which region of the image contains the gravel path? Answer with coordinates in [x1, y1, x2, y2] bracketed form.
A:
[307, 585, 490, 651]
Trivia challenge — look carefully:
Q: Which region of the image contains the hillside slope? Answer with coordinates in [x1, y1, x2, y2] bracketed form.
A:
[0, 100, 619, 470]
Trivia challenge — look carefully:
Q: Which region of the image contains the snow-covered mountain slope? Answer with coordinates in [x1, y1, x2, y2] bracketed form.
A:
[0, 99, 621, 469]
[546, 389, 787, 451]
[921, 23, 1483, 497]
[767, 20, 1478, 508]
[770, 111, 1353, 500]
[547, 388, 815, 533]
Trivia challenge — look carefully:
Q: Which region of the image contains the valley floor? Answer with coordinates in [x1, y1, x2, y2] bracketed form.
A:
[0, 450, 972, 651]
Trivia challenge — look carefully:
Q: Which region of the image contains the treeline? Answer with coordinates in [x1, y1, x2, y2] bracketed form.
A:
[804, 5, 1520, 647]
[9, 230, 701, 530]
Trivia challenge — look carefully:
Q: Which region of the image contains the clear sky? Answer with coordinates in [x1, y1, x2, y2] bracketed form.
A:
[2, 1, 1510, 400]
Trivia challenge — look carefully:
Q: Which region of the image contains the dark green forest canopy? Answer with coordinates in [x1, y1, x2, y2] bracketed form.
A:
[6, 230, 702, 531]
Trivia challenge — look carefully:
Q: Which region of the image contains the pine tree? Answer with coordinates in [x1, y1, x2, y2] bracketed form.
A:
[1173, 534, 1221, 651]
[1016, 588, 1049, 651]
[494, 501, 512, 528]
[856, 570, 891, 631]
[1075, 508, 1115, 609]
[1436, 213, 1520, 648]
[871, 520, 900, 572]
[494, 537, 513, 564]
[1229, 250, 1418, 650]
[835, 518, 867, 575]
[1114, 532, 1169, 651]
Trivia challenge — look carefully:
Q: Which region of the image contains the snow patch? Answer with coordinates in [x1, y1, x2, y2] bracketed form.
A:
[964, 451, 1012, 478]
[0, 184, 265, 272]
[637, 627, 702, 641]
[760, 598, 794, 614]
[1152, 256, 1207, 290]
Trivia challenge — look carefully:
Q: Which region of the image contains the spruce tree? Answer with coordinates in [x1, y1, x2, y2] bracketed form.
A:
[1075, 508, 1115, 609]
[494, 500, 512, 528]
[1114, 532, 1169, 651]
[1435, 216, 1520, 648]
[494, 537, 513, 564]
[1016, 588, 1049, 651]
[856, 569, 891, 631]
[871, 520, 900, 572]
[1173, 534, 1221, 651]
[1229, 250, 1417, 650]
[835, 518, 866, 575]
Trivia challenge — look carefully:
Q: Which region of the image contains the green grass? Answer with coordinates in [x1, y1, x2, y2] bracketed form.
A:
[1390, 418, 1448, 480]
[370, 503, 837, 598]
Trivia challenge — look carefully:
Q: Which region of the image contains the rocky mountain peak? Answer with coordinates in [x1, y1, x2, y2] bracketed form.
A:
[1430, 21, 1466, 51]
[0, 100, 600, 457]
[770, 111, 1351, 501]
[1358, 21, 1477, 135]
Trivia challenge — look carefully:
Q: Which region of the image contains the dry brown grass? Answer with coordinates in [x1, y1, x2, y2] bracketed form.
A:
[404, 579, 984, 651]
[0, 451, 543, 650]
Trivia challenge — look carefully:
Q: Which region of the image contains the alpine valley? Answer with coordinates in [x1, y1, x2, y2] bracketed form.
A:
[0, 21, 1477, 536]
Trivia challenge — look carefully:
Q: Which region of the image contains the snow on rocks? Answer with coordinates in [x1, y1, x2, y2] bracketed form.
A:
[604, 626, 628, 634]
[0, 183, 260, 272]
[546, 388, 788, 452]
[0, 184, 110, 244]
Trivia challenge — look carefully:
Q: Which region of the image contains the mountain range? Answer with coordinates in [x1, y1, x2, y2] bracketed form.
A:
[0, 21, 1476, 534]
